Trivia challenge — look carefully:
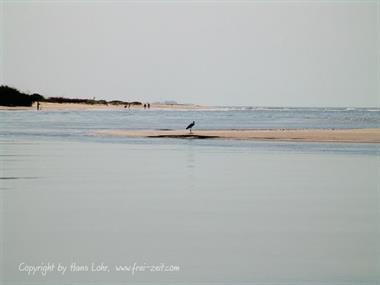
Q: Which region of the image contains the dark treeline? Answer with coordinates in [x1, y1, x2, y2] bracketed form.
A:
[0, 85, 142, 107]
[0, 85, 36, 106]
[47, 97, 108, 105]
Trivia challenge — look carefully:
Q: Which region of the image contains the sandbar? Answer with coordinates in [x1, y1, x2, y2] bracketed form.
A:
[93, 128, 380, 143]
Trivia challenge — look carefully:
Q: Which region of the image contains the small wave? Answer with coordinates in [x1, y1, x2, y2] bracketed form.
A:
[0, 176, 39, 180]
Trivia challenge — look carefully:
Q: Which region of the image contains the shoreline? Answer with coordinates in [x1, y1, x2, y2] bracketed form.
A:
[93, 128, 380, 143]
[1, 103, 379, 111]
[0, 102, 208, 111]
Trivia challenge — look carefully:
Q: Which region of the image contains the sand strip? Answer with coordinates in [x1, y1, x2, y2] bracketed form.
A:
[0, 102, 207, 111]
[93, 129, 380, 143]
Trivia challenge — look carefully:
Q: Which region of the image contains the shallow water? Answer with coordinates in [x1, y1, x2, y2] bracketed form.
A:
[0, 108, 379, 284]
[1, 107, 380, 140]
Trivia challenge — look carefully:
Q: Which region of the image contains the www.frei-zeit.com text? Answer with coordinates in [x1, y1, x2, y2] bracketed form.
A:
[18, 262, 181, 276]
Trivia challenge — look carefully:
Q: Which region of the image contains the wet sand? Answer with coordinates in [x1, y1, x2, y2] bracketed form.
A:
[94, 128, 380, 143]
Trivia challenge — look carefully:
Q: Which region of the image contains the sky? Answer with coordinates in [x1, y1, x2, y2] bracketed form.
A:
[1, 0, 379, 107]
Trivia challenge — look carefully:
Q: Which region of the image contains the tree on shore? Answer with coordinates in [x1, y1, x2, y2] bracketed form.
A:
[0, 85, 44, 107]
[0, 85, 142, 107]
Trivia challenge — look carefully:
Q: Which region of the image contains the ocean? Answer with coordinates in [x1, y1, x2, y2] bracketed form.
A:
[1, 107, 379, 284]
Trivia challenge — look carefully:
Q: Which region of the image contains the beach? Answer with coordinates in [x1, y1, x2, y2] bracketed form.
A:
[1, 106, 379, 284]
[2, 1, 379, 283]
[94, 128, 380, 143]
[0, 102, 207, 111]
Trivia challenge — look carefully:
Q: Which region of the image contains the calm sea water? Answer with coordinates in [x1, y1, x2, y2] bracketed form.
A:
[1, 107, 380, 140]
[1, 107, 379, 284]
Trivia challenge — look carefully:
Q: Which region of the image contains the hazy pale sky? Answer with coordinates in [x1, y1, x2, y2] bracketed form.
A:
[1, 0, 379, 107]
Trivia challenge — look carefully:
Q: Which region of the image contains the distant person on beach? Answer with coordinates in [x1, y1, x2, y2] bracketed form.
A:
[143, 104, 146, 109]
[36, 102, 40, 110]
[147, 103, 150, 109]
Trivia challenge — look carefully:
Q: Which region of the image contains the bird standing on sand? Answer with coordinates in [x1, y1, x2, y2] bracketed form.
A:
[186, 121, 195, 133]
